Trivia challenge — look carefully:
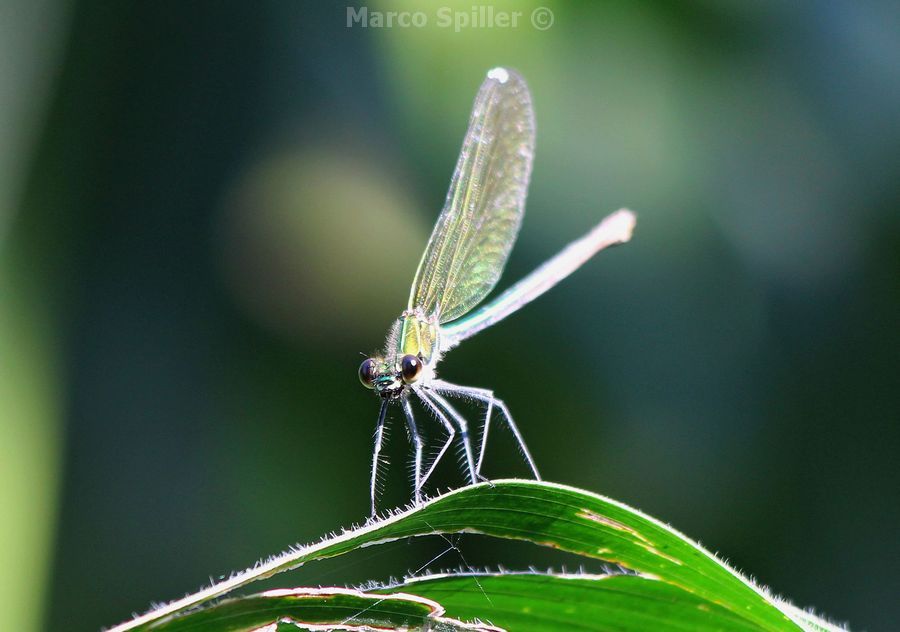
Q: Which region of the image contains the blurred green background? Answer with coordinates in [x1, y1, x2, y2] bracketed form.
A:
[2, 1, 898, 630]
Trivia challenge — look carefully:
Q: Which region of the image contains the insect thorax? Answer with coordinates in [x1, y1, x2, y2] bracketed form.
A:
[390, 309, 440, 365]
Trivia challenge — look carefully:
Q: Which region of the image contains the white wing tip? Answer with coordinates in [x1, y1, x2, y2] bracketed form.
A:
[601, 208, 637, 244]
[487, 67, 510, 84]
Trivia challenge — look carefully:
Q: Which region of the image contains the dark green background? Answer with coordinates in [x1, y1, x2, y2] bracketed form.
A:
[2, 1, 898, 630]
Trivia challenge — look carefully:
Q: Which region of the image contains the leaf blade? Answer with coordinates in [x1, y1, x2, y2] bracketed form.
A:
[383, 573, 769, 632]
[146, 587, 499, 632]
[112, 481, 821, 632]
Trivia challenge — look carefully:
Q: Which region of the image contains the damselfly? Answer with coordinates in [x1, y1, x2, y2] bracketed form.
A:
[359, 68, 635, 516]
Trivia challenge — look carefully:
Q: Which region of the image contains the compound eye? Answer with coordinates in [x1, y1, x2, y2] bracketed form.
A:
[400, 354, 423, 384]
[358, 358, 377, 389]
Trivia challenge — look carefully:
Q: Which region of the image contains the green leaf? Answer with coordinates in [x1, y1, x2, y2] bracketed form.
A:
[145, 587, 500, 632]
[111, 481, 840, 632]
[382, 572, 769, 631]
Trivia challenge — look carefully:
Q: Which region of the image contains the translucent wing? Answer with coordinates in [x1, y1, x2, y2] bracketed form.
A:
[409, 67, 535, 324]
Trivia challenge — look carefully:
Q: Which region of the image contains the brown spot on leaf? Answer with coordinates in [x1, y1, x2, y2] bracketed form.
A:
[577, 509, 649, 543]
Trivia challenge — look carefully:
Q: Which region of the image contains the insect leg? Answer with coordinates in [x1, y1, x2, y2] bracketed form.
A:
[415, 389, 456, 492]
[426, 390, 478, 485]
[432, 379, 541, 481]
[370, 398, 390, 517]
[401, 396, 423, 506]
